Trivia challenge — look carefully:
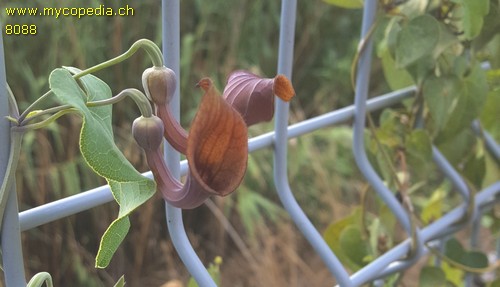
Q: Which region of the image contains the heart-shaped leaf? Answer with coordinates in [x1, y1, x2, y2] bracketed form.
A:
[323, 207, 364, 271]
[49, 68, 156, 268]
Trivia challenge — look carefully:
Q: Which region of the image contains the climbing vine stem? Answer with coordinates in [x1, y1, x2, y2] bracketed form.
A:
[27, 272, 53, 287]
[18, 39, 162, 123]
[17, 88, 152, 131]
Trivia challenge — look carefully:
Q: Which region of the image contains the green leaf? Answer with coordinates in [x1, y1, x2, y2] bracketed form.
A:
[322, 0, 363, 9]
[443, 238, 488, 270]
[479, 87, 500, 141]
[419, 266, 446, 287]
[441, 64, 488, 138]
[442, 238, 466, 286]
[436, 129, 476, 166]
[49, 68, 156, 268]
[461, 251, 489, 269]
[395, 15, 440, 68]
[483, 151, 500, 188]
[407, 56, 437, 85]
[461, 0, 490, 40]
[442, 261, 463, 287]
[423, 75, 461, 133]
[379, 203, 397, 236]
[453, 54, 469, 78]
[472, 2, 500, 51]
[462, 152, 485, 188]
[324, 207, 362, 250]
[406, 129, 433, 178]
[64, 66, 114, 130]
[421, 188, 445, 224]
[444, 238, 465, 263]
[379, 45, 414, 90]
[376, 109, 403, 148]
[464, 61, 489, 104]
[323, 207, 364, 271]
[339, 226, 368, 269]
[432, 22, 459, 59]
[406, 130, 432, 162]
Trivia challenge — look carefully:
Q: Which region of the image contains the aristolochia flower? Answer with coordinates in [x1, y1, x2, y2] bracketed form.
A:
[137, 67, 295, 208]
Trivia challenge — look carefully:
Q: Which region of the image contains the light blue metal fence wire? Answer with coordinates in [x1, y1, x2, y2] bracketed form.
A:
[162, 0, 217, 285]
[0, 30, 28, 287]
[1, 1, 500, 286]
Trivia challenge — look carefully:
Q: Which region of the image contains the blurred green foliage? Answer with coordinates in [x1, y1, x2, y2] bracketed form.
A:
[322, 1, 500, 286]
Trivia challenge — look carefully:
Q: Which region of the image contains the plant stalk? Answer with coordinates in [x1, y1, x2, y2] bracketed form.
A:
[18, 39, 162, 123]
[0, 131, 23, 231]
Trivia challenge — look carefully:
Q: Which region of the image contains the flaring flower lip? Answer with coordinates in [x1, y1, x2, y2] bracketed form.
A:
[187, 78, 248, 197]
[222, 70, 295, 126]
[139, 68, 294, 208]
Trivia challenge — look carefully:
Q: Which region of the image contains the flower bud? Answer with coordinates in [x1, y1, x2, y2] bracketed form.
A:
[142, 66, 177, 106]
[132, 115, 165, 151]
